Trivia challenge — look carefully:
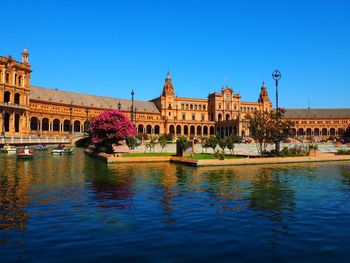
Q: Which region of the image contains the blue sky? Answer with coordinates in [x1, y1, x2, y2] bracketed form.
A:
[2, 0, 350, 108]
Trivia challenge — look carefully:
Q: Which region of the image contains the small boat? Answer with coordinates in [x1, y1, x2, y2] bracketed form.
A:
[52, 148, 74, 155]
[17, 149, 34, 159]
[33, 144, 48, 151]
[2, 145, 17, 154]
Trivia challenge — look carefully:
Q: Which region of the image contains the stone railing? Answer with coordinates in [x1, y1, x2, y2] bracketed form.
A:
[0, 136, 70, 144]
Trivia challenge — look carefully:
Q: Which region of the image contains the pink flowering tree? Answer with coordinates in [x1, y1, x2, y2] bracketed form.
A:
[89, 110, 135, 146]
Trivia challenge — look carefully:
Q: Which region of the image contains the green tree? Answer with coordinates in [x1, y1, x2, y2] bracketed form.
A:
[247, 110, 272, 157]
[208, 136, 218, 153]
[269, 108, 295, 155]
[158, 134, 168, 152]
[201, 137, 209, 153]
[218, 136, 227, 152]
[225, 135, 240, 155]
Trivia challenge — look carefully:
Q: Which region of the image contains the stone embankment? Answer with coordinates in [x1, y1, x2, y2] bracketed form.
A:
[85, 149, 350, 166]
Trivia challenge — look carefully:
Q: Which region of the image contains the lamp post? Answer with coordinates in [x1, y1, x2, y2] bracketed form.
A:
[272, 69, 281, 154]
[69, 101, 73, 134]
[118, 101, 121, 110]
[131, 90, 134, 125]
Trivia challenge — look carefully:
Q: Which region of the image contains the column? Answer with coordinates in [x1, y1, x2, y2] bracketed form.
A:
[9, 113, 14, 133]
[0, 112, 3, 135]
[40, 120, 42, 131]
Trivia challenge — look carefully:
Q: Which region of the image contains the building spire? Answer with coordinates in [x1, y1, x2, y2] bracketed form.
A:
[162, 71, 174, 96]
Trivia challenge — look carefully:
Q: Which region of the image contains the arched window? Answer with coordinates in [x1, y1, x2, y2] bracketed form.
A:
[197, 126, 202, 135]
[306, 128, 312, 136]
[176, 125, 182, 135]
[4, 91, 10, 103]
[322, 128, 327, 136]
[63, 120, 70, 132]
[74, 120, 81, 132]
[314, 128, 320, 136]
[53, 119, 60, 131]
[30, 117, 38, 131]
[218, 114, 222, 122]
[14, 93, 20, 104]
[42, 118, 49, 131]
[184, 125, 189, 135]
[190, 125, 195, 135]
[146, 125, 152, 134]
[138, 124, 144, 134]
[169, 125, 174, 134]
[154, 125, 160, 134]
[190, 104, 193, 110]
[226, 114, 230, 121]
[203, 126, 208, 135]
[298, 128, 304, 135]
[330, 128, 336, 136]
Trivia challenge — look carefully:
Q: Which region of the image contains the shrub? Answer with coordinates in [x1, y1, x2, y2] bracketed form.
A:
[89, 110, 135, 145]
[337, 149, 350, 155]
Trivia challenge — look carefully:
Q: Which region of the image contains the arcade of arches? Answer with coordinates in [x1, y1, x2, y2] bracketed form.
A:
[1, 50, 349, 139]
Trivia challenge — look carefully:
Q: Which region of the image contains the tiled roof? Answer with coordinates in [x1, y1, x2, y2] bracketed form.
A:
[30, 86, 160, 113]
[285, 108, 350, 118]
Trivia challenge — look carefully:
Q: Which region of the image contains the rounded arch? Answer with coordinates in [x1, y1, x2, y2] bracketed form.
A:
[197, 126, 202, 136]
[314, 128, 320, 136]
[190, 125, 195, 135]
[154, 125, 160, 135]
[298, 128, 304, 136]
[169, 125, 175, 134]
[74, 120, 81, 132]
[138, 124, 144, 134]
[321, 128, 327, 136]
[226, 114, 230, 121]
[176, 125, 182, 135]
[330, 128, 336, 136]
[146, 125, 152, 134]
[63, 120, 70, 132]
[14, 93, 20, 104]
[42, 118, 49, 131]
[218, 114, 222, 122]
[30, 117, 38, 131]
[53, 119, 60, 131]
[4, 91, 10, 103]
[306, 128, 312, 136]
[210, 126, 215, 135]
[184, 125, 189, 135]
[203, 126, 208, 136]
[190, 104, 193, 110]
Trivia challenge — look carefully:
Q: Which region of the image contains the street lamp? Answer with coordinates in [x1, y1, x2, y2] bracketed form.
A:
[272, 69, 281, 154]
[69, 101, 73, 134]
[118, 101, 121, 110]
[131, 90, 135, 125]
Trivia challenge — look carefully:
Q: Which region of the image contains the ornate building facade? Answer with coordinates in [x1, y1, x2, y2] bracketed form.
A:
[0, 49, 349, 139]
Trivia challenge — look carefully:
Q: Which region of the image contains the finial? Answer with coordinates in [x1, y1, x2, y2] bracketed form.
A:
[224, 77, 229, 87]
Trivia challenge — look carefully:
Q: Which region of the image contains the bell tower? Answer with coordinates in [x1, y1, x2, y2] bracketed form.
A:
[258, 82, 272, 111]
[162, 71, 174, 96]
[22, 48, 29, 64]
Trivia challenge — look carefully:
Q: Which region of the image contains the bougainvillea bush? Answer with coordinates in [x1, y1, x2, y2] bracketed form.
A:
[89, 110, 135, 145]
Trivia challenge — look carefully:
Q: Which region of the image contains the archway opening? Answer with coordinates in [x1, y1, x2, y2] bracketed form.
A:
[42, 118, 49, 131]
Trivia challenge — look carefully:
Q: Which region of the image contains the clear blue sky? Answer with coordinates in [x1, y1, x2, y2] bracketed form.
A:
[2, 0, 350, 108]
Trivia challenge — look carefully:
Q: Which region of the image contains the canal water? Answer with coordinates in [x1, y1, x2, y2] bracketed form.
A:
[1, 148, 350, 262]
